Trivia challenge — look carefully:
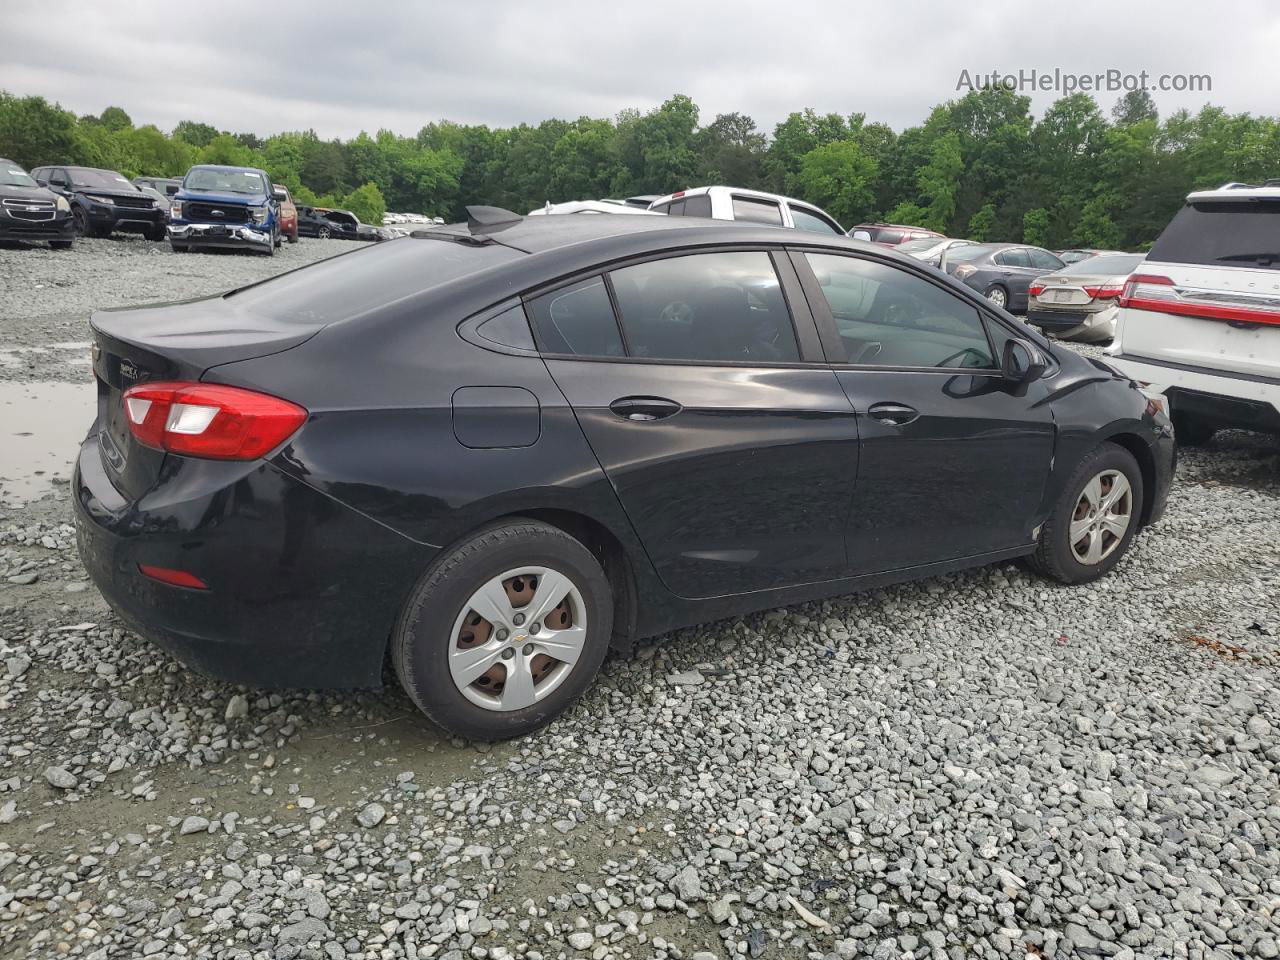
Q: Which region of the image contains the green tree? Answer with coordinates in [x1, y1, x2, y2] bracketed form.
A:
[173, 120, 219, 148]
[0, 93, 82, 168]
[966, 203, 996, 241]
[916, 132, 964, 232]
[1022, 207, 1050, 246]
[342, 181, 386, 225]
[792, 140, 878, 227]
[884, 201, 929, 226]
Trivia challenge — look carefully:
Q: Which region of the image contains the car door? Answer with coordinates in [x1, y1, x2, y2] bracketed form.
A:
[991, 247, 1040, 305]
[793, 249, 1055, 573]
[529, 249, 861, 599]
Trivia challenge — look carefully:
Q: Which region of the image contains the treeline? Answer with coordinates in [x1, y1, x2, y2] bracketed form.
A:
[2, 88, 1277, 246]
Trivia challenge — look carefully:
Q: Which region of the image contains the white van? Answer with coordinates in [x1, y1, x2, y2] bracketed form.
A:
[646, 186, 844, 235]
[1107, 181, 1280, 444]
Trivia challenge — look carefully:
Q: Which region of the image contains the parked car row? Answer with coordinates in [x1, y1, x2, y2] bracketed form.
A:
[0, 157, 401, 255]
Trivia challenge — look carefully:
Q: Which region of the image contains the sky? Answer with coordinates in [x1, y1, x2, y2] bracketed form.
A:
[1, 1, 1276, 139]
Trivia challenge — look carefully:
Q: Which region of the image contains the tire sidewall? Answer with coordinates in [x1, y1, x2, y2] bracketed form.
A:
[396, 523, 613, 740]
[1047, 445, 1144, 583]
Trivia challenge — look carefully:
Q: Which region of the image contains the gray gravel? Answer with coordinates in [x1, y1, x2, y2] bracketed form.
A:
[1, 237, 1278, 959]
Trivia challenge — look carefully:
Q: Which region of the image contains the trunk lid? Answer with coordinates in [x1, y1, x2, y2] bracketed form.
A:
[89, 294, 323, 498]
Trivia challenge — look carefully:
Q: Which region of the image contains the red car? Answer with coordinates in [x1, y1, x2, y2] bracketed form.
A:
[272, 184, 299, 243]
[848, 222, 942, 247]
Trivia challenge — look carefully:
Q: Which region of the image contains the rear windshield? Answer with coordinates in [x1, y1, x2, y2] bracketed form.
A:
[945, 244, 995, 262]
[1148, 201, 1280, 271]
[227, 237, 523, 323]
[1061, 254, 1144, 275]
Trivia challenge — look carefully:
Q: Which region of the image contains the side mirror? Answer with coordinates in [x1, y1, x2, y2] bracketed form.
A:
[36, 178, 50, 188]
[1001, 338, 1048, 383]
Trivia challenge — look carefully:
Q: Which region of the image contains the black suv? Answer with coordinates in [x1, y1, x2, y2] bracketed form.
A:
[31, 165, 166, 240]
[0, 158, 75, 249]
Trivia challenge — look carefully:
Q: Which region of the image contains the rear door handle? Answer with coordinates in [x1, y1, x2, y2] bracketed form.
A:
[609, 396, 682, 422]
[867, 402, 920, 426]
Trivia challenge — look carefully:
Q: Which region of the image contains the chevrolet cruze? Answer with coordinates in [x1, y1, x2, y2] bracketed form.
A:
[74, 210, 1175, 739]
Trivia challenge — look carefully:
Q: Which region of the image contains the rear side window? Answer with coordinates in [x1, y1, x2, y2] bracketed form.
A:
[650, 201, 672, 215]
[731, 196, 783, 225]
[805, 253, 994, 369]
[1148, 201, 1280, 271]
[526, 277, 625, 357]
[668, 198, 686, 217]
[997, 248, 1031, 268]
[874, 229, 905, 244]
[610, 252, 799, 363]
[686, 194, 716, 218]
[228, 237, 522, 323]
[790, 207, 841, 235]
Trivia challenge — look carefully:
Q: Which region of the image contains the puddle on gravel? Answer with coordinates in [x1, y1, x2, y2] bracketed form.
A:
[0, 341, 92, 370]
[0, 380, 97, 506]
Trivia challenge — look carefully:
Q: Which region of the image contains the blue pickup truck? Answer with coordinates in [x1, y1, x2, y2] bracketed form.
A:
[167, 164, 282, 255]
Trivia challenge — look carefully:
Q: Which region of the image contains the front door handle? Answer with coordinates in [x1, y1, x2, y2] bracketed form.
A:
[867, 402, 920, 426]
[609, 396, 682, 422]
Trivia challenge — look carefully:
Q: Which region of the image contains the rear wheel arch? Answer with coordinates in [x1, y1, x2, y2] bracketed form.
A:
[501, 508, 638, 653]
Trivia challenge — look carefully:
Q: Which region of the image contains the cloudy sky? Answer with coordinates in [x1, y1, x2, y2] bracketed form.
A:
[2, 1, 1275, 138]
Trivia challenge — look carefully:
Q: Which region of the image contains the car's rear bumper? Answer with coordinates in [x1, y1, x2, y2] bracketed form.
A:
[73, 431, 433, 689]
[1027, 306, 1117, 342]
[1108, 352, 1280, 434]
[169, 222, 273, 248]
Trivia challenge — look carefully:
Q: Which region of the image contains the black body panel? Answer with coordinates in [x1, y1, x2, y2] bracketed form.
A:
[73, 216, 1175, 690]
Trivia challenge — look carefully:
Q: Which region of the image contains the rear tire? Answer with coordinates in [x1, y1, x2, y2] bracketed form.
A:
[1172, 412, 1215, 447]
[985, 285, 1009, 310]
[393, 520, 614, 741]
[1024, 443, 1143, 585]
[317, 225, 331, 240]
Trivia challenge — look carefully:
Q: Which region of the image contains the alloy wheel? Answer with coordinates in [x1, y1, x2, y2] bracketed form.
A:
[1069, 469, 1133, 565]
[448, 566, 587, 712]
[318, 226, 331, 239]
[986, 286, 1007, 308]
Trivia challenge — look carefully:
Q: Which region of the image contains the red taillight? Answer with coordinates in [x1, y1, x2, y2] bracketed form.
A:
[122, 381, 307, 460]
[1084, 282, 1125, 300]
[138, 564, 208, 590]
[1118, 273, 1173, 308]
[1028, 282, 1046, 297]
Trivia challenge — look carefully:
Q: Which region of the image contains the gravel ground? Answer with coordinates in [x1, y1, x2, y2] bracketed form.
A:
[1, 236, 1278, 960]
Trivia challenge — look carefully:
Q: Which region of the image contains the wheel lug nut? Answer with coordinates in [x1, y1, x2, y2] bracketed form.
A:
[501, 648, 514, 660]
[513, 613, 525, 626]
[495, 628, 508, 642]
[522, 643, 534, 655]
[529, 623, 540, 635]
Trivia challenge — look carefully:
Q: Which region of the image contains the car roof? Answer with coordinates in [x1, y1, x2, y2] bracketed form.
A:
[648, 184, 824, 209]
[1187, 183, 1280, 202]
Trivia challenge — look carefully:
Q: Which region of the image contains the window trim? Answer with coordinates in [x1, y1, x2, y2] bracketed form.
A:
[787, 247, 1003, 374]
[520, 245, 827, 368]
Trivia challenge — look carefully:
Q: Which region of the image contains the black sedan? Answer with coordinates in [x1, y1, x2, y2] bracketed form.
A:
[942, 243, 1066, 312]
[74, 210, 1174, 739]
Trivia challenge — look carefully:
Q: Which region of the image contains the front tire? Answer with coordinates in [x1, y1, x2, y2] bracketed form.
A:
[393, 520, 614, 740]
[49, 240, 73, 250]
[317, 225, 331, 240]
[1025, 443, 1143, 585]
[145, 224, 166, 242]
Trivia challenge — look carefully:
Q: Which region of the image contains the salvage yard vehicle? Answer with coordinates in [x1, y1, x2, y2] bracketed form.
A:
[0, 158, 75, 249]
[296, 205, 335, 238]
[31, 164, 166, 240]
[894, 236, 975, 267]
[272, 184, 299, 243]
[1027, 253, 1145, 343]
[529, 200, 661, 216]
[132, 176, 183, 198]
[168, 164, 281, 255]
[647, 186, 845, 235]
[1108, 181, 1280, 444]
[942, 242, 1067, 312]
[1058, 248, 1127, 265]
[74, 210, 1174, 739]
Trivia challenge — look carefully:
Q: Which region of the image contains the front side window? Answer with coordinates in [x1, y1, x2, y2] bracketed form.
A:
[731, 196, 783, 225]
[610, 252, 799, 363]
[805, 253, 995, 369]
[790, 206, 841, 235]
[526, 277, 625, 357]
